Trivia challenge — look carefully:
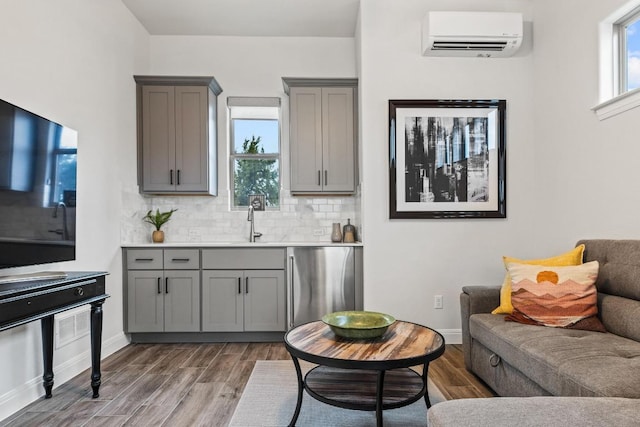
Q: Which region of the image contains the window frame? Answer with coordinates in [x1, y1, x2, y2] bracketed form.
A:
[227, 98, 282, 210]
[593, 3, 640, 120]
[616, 6, 640, 95]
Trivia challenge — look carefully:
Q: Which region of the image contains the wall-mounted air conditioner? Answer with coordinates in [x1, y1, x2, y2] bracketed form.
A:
[422, 11, 523, 58]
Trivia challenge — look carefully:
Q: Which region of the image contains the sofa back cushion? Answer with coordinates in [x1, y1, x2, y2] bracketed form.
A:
[579, 240, 640, 342]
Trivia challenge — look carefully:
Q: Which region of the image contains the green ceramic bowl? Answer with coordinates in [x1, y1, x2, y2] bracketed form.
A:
[322, 311, 396, 339]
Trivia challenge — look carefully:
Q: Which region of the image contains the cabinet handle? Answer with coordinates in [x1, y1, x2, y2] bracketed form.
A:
[238, 277, 241, 294]
[245, 277, 249, 294]
[324, 170, 328, 186]
[177, 169, 181, 185]
[165, 277, 169, 294]
[157, 277, 161, 294]
[170, 169, 174, 185]
[317, 170, 321, 186]
[135, 258, 153, 262]
[171, 258, 190, 262]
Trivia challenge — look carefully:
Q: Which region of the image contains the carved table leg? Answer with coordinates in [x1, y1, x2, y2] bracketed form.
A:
[41, 315, 55, 398]
[90, 300, 104, 398]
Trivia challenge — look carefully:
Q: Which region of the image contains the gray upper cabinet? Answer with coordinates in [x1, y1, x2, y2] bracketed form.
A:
[135, 76, 222, 195]
[284, 78, 357, 194]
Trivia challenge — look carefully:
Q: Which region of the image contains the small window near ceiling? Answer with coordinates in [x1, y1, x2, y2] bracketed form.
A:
[617, 7, 640, 94]
[228, 97, 281, 208]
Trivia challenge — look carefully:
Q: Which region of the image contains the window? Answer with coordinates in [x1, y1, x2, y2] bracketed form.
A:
[617, 7, 640, 94]
[593, 4, 640, 119]
[228, 97, 281, 208]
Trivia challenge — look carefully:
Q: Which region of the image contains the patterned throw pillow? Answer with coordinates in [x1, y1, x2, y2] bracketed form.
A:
[491, 245, 585, 315]
[504, 261, 606, 332]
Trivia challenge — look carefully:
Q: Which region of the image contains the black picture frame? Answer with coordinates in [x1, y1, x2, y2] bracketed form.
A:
[389, 99, 506, 219]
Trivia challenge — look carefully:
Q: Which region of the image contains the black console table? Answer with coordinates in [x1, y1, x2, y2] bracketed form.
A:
[0, 272, 109, 398]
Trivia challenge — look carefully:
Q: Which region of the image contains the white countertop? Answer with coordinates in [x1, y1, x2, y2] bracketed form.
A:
[121, 241, 363, 248]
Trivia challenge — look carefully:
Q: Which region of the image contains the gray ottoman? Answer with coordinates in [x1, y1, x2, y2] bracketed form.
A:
[427, 397, 640, 427]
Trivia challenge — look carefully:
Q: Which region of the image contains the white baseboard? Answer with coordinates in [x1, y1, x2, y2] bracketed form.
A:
[0, 332, 130, 423]
[437, 328, 462, 345]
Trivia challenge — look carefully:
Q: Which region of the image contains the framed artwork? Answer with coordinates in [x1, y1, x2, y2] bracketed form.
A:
[389, 99, 506, 219]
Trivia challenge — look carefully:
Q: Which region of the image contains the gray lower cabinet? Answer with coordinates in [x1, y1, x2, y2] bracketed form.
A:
[201, 270, 286, 332]
[127, 270, 200, 332]
[124, 247, 286, 337]
[125, 248, 200, 333]
[201, 248, 286, 332]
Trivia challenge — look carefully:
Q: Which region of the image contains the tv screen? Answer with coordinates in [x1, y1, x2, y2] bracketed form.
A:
[0, 98, 77, 269]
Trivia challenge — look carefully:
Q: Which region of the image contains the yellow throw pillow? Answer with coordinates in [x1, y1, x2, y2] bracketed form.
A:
[491, 244, 585, 314]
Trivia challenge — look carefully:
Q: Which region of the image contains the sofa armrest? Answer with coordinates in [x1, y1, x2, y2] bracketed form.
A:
[460, 286, 501, 370]
[462, 286, 501, 315]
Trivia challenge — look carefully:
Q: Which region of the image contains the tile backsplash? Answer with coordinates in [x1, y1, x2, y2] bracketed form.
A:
[121, 186, 361, 244]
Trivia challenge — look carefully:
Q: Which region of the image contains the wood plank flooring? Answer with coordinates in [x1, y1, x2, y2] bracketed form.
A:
[0, 343, 494, 427]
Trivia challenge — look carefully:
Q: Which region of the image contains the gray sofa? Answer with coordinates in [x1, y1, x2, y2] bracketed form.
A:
[459, 239, 640, 398]
[426, 240, 640, 426]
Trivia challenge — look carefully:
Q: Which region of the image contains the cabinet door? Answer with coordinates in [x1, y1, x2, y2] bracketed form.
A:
[175, 86, 209, 192]
[126, 271, 164, 332]
[164, 270, 201, 332]
[201, 270, 244, 332]
[322, 87, 355, 192]
[142, 86, 176, 192]
[244, 270, 286, 332]
[290, 87, 323, 192]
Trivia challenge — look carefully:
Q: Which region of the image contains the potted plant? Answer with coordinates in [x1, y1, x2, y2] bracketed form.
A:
[143, 208, 177, 243]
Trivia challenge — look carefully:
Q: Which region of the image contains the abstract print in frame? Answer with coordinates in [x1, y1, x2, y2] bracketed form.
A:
[389, 99, 506, 219]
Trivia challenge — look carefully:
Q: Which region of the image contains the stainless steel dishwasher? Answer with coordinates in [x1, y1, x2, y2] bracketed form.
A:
[287, 246, 363, 328]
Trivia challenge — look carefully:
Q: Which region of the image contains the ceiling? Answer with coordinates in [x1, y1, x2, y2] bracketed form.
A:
[121, 0, 360, 37]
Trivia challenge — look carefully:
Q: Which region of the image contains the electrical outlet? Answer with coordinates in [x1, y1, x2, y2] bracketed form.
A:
[434, 295, 443, 309]
[313, 228, 324, 236]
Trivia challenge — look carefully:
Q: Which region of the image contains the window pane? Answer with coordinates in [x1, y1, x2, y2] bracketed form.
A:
[233, 158, 280, 207]
[233, 119, 279, 154]
[627, 18, 640, 91]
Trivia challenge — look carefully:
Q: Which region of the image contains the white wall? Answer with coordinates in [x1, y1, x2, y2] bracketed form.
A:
[532, 0, 640, 241]
[0, 0, 148, 420]
[359, 0, 536, 340]
[120, 36, 361, 244]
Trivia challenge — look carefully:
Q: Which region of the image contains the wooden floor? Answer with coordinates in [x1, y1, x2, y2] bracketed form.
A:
[0, 343, 494, 427]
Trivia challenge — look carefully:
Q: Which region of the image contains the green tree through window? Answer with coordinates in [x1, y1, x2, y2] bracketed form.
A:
[233, 135, 280, 207]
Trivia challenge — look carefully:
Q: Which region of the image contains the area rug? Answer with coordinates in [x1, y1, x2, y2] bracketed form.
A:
[229, 360, 445, 427]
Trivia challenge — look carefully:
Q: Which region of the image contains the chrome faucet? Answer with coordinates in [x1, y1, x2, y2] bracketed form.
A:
[51, 202, 69, 240]
[247, 205, 262, 242]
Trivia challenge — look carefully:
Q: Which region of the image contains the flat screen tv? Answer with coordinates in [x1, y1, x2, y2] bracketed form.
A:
[0, 98, 77, 269]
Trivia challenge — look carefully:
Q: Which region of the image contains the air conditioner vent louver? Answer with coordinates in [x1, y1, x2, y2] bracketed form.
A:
[432, 41, 508, 51]
[422, 11, 523, 58]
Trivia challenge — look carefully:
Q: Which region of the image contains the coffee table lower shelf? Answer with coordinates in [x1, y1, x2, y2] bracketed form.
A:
[303, 365, 426, 411]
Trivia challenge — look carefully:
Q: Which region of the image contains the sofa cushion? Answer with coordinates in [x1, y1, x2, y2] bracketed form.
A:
[469, 313, 640, 397]
[492, 245, 585, 315]
[427, 397, 640, 427]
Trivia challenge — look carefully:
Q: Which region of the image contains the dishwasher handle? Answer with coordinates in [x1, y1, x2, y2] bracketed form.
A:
[288, 255, 295, 330]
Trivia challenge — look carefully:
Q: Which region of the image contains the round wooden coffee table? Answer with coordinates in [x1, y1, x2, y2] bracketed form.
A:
[284, 320, 445, 427]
